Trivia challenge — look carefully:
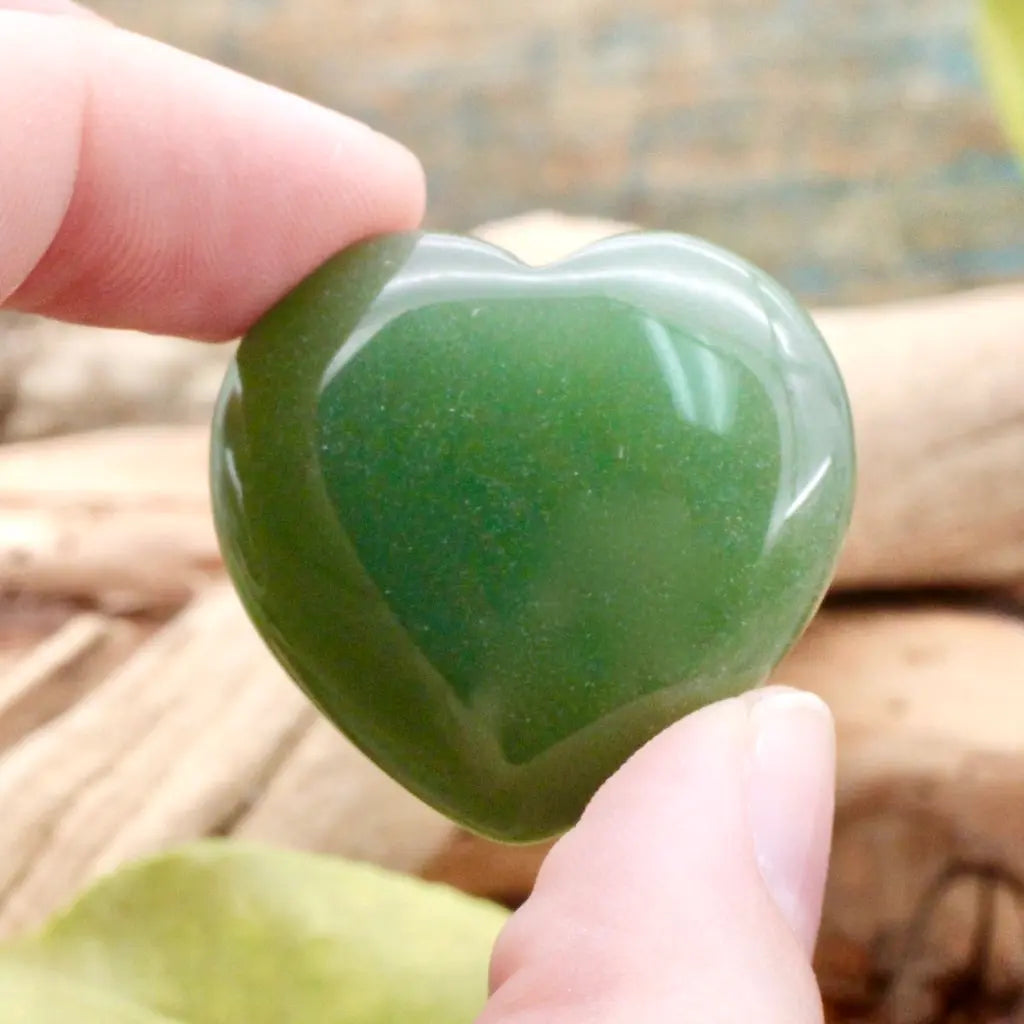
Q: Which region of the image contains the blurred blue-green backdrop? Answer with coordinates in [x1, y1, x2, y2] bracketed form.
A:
[93, 0, 1023, 305]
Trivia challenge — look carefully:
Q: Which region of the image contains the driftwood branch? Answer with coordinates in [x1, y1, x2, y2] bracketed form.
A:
[0, 613, 130, 752]
[775, 607, 1024, 1022]
[2, 212, 1023, 599]
[0, 311, 228, 442]
[820, 291, 1024, 589]
[0, 585, 315, 938]
[0, 425, 218, 613]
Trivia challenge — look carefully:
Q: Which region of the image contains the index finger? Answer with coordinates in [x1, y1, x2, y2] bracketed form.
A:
[0, 11, 425, 340]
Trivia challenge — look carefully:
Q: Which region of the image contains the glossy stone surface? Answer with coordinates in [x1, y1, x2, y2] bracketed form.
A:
[211, 231, 855, 842]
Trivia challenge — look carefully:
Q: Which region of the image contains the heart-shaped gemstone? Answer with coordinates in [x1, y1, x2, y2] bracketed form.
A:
[211, 231, 855, 842]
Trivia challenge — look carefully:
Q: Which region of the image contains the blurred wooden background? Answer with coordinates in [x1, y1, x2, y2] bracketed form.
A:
[90, 0, 1023, 306]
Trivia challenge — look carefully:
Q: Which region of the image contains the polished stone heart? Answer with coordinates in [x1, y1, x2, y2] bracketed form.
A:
[210, 231, 855, 842]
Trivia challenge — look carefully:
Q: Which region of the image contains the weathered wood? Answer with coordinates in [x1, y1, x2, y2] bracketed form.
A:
[234, 716, 455, 875]
[0, 311, 229, 442]
[6, 288, 1024, 603]
[473, 210, 636, 266]
[775, 608, 1024, 1023]
[5, 211, 1024, 595]
[419, 831, 555, 908]
[0, 585, 315, 938]
[0, 613, 136, 752]
[0, 425, 218, 613]
[820, 289, 1024, 590]
[0, 573, 551, 935]
[0, 596, 81, 676]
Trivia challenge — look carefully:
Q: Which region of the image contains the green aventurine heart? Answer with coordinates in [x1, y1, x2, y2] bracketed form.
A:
[211, 231, 855, 842]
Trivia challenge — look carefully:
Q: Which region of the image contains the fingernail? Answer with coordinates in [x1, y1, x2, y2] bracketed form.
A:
[746, 686, 835, 955]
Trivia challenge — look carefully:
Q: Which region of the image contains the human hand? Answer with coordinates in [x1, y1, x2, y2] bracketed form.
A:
[480, 685, 834, 1023]
[1, 0, 424, 339]
[1, 6, 836, 1021]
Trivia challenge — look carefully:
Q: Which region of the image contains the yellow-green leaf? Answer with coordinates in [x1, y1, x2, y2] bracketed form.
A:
[0, 960, 182, 1024]
[978, 0, 1024, 159]
[1, 841, 508, 1024]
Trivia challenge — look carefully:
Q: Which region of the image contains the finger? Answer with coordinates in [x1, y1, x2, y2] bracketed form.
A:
[0, 12, 425, 340]
[479, 687, 835, 1024]
[0, 1, 96, 13]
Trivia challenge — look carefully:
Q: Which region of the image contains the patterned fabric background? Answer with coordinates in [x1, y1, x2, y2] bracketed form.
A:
[94, 0, 1023, 305]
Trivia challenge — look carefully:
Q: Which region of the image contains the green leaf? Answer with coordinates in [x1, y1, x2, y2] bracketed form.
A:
[978, 0, 1024, 160]
[0, 960, 182, 1023]
[0, 841, 508, 1024]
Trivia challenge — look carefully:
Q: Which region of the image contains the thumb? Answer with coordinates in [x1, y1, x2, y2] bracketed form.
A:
[478, 686, 834, 1024]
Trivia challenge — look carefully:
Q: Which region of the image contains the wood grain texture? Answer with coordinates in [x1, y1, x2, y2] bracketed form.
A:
[0, 613, 132, 752]
[4, 210, 1024, 597]
[0, 585, 315, 938]
[776, 608, 1024, 1022]
[822, 285, 1024, 587]
[0, 425, 219, 612]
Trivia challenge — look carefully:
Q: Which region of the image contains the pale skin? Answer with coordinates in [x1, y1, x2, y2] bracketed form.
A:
[1, 4, 837, 1020]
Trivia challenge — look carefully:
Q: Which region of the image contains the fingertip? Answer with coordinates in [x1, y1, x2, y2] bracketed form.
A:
[1, 16, 428, 339]
[486, 696, 753, 997]
[482, 690, 833, 1023]
[373, 132, 428, 231]
[745, 686, 835, 954]
[195, 120, 427, 341]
